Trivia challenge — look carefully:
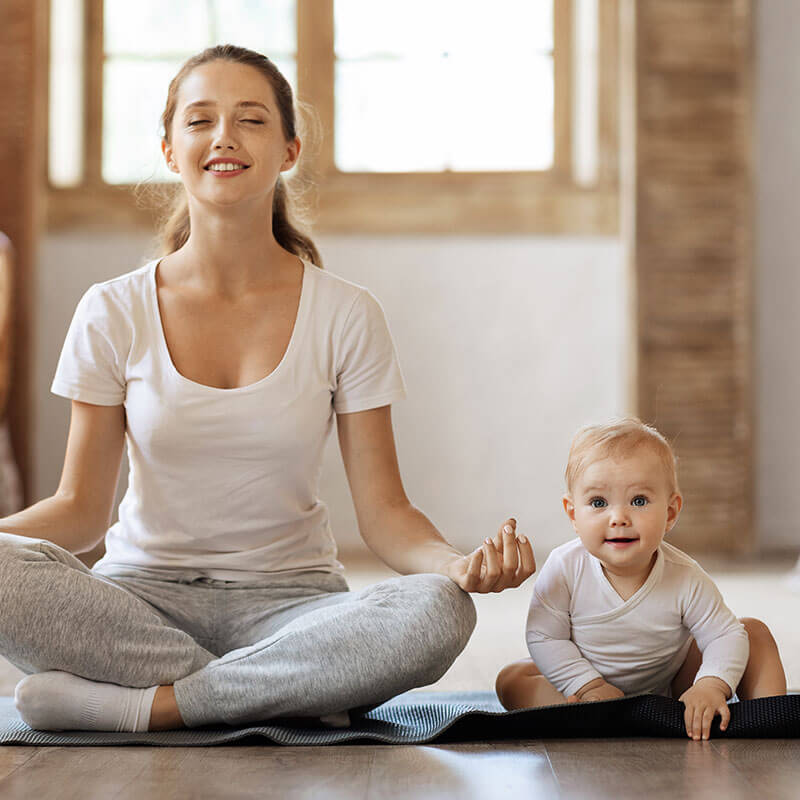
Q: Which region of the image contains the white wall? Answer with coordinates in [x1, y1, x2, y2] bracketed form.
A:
[35, 233, 626, 557]
[755, 0, 800, 550]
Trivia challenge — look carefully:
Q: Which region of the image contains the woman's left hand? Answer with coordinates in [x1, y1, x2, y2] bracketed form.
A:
[444, 518, 536, 593]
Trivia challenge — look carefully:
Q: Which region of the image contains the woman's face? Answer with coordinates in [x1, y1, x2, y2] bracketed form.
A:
[162, 60, 300, 209]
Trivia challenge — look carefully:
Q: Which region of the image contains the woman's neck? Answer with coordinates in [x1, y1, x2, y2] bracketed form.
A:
[172, 201, 294, 297]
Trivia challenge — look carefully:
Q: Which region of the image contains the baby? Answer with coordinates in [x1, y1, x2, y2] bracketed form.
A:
[496, 418, 787, 740]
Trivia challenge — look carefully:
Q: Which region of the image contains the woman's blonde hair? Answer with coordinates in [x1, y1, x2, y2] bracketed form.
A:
[565, 417, 679, 494]
[138, 44, 322, 266]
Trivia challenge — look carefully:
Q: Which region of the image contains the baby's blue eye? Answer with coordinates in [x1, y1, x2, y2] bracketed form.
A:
[589, 497, 607, 508]
[631, 495, 648, 507]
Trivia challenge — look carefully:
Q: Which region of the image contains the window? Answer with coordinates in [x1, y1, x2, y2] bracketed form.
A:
[46, 0, 618, 233]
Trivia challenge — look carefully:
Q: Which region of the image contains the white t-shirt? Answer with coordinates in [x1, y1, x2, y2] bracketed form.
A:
[51, 258, 407, 580]
[525, 539, 749, 698]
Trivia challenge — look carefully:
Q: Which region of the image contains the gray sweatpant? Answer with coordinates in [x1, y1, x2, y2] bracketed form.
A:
[0, 533, 476, 728]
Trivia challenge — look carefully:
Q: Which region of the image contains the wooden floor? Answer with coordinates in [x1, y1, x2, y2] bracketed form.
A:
[0, 553, 798, 799]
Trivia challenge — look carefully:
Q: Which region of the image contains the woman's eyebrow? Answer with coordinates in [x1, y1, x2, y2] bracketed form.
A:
[183, 100, 271, 113]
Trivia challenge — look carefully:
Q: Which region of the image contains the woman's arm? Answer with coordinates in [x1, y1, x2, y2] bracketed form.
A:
[336, 405, 535, 592]
[0, 400, 125, 553]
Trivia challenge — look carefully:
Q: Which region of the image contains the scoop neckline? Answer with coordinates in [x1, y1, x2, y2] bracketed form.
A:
[149, 256, 311, 393]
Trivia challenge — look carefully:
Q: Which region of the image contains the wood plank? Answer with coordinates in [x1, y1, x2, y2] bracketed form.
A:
[362, 744, 559, 800]
[109, 746, 370, 800]
[711, 740, 800, 800]
[545, 738, 756, 800]
[0, 746, 171, 800]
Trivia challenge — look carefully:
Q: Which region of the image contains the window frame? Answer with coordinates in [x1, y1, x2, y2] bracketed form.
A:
[45, 0, 619, 234]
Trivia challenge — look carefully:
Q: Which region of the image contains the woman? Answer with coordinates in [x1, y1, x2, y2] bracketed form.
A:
[0, 45, 535, 732]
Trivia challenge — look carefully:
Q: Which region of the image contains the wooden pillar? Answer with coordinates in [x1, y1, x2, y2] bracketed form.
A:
[622, 0, 754, 554]
[0, 0, 46, 504]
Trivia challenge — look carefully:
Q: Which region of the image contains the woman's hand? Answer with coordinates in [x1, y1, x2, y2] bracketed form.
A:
[444, 518, 536, 593]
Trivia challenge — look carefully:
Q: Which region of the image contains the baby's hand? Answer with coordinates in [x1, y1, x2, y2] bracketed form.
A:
[568, 678, 625, 703]
[678, 676, 732, 741]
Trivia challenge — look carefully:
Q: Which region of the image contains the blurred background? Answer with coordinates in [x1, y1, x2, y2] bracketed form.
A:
[1, 0, 797, 570]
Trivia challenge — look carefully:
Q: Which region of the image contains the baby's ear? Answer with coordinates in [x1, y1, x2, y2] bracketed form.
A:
[665, 492, 683, 532]
[563, 494, 577, 527]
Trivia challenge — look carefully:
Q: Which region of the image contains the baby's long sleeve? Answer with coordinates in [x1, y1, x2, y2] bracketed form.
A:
[525, 553, 604, 698]
[681, 567, 749, 695]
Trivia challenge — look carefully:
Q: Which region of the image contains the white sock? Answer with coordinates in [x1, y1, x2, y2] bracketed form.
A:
[14, 671, 160, 732]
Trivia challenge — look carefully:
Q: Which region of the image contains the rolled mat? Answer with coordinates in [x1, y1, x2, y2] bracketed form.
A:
[0, 692, 798, 747]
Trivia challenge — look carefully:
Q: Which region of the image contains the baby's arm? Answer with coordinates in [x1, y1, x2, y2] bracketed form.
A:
[678, 570, 750, 740]
[525, 556, 612, 700]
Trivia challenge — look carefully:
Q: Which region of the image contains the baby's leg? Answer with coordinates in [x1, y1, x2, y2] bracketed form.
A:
[495, 658, 568, 710]
[736, 617, 787, 698]
[671, 618, 787, 700]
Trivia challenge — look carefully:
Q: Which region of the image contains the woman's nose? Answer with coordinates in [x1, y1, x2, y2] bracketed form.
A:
[212, 120, 238, 149]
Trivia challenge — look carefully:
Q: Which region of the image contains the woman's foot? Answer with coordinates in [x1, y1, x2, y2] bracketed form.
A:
[14, 671, 159, 732]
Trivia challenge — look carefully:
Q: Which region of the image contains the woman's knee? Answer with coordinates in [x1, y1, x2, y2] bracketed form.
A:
[413, 573, 477, 649]
[0, 532, 40, 563]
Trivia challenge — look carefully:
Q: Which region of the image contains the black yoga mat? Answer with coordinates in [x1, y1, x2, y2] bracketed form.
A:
[0, 691, 798, 747]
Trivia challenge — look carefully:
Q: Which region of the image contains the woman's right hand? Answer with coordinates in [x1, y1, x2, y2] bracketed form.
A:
[444, 518, 536, 594]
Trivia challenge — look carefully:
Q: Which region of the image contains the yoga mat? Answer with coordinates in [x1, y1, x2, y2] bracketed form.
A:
[1, 692, 798, 747]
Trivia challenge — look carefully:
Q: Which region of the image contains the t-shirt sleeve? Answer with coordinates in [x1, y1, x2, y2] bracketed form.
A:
[50, 284, 128, 406]
[333, 288, 407, 414]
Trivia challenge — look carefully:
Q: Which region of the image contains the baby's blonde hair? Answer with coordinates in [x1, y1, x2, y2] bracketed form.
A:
[565, 417, 679, 494]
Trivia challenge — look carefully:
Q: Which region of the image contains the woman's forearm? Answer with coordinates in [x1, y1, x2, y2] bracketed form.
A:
[0, 493, 105, 554]
[359, 502, 463, 576]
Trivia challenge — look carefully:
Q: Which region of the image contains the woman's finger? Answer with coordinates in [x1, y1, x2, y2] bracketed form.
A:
[515, 535, 536, 584]
[493, 518, 514, 552]
[461, 548, 483, 592]
[684, 705, 693, 739]
[502, 524, 519, 575]
[482, 539, 501, 590]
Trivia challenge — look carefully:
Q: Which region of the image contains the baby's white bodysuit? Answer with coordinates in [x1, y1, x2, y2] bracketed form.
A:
[525, 539, 749, 698]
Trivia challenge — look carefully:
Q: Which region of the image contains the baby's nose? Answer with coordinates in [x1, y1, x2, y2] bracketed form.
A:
[609, 514, 631, 526]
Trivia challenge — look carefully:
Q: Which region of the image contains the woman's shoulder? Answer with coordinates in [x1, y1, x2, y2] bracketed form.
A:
[304, 263, 392, 335]
[81, 260, 154, 310]
[306, 262, 373, 305]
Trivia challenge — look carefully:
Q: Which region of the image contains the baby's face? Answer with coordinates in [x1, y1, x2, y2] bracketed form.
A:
[563, 449, 682, 578]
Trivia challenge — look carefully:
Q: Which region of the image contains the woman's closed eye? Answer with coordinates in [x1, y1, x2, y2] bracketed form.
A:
[589, 497, 607, 509]
[187, 119, 264, 126]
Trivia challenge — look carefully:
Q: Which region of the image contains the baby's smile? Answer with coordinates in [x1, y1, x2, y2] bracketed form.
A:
[604, 535, 640, 548]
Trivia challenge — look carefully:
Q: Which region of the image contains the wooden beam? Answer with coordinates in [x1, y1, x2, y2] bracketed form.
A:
[0, 0, 46, 504]
[622, 0, 754, 554]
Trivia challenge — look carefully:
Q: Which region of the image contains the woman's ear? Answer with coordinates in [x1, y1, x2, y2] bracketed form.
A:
[280, 136, 301, 172]
[563, 494, 578, 531]
[161, 139, 178, 173]
[665, 492, 683, 533]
